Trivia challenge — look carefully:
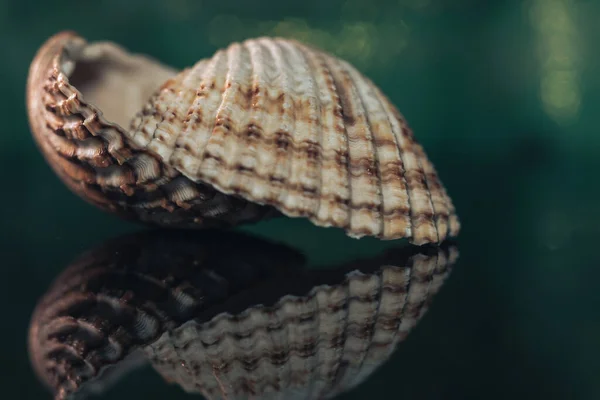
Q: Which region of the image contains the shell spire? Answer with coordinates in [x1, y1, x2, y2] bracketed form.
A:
[27, 32, 460, 244]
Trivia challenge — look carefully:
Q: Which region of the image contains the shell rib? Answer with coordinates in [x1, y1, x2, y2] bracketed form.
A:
[26, 32, 273, 229]
[27, 32, 460, 244]
[28, 230, 458, 400]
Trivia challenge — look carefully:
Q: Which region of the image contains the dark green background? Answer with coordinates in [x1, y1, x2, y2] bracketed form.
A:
[1, 0, 599, 398]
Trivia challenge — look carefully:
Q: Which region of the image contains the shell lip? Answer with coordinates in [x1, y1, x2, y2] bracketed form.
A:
[26, 31, 138, 153]
[26, 31, 82, 156]
[25, 31, 116, 214]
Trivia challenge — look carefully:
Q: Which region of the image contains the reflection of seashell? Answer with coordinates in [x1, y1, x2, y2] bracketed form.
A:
[149, 246, 457, 400]
[28, 230, 458, 400]
[27, 32, 459, 244]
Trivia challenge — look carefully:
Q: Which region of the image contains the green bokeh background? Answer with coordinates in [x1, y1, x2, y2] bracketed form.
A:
[1, 0, 599, 398]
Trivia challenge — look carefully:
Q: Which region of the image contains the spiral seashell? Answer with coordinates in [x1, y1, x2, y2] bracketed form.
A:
[27, 31, 460, 244]
[28, 230, 458, 400]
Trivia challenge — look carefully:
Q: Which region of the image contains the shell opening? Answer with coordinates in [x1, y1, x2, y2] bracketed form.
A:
[64, 41, 177, 129]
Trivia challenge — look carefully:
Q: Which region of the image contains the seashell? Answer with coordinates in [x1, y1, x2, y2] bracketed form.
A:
[28, 230, 458, 400]
[27, 31, 460, 244]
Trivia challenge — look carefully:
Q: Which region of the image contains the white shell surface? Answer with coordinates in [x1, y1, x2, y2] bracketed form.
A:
[129, 37, 460, 245]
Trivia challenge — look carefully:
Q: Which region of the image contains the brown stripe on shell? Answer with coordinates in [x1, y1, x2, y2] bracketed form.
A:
[298, 46, 352, 228]
[195, 45, 252, 190]
[396, 112, 440, 244]
[412, 142, 461, 237]
[130, 69, 192, 147]
[343, 61, 412, 239]
[275, 40, 322, 215]
[322, 52, 383, 237]
[235, 42, 279, 200]
[170, 51, 230, 172]
[220, 42, 266, 198]
[414, 147, 450, 240]
[145, 61, 210, 161]
[370, 85, 441, 245]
